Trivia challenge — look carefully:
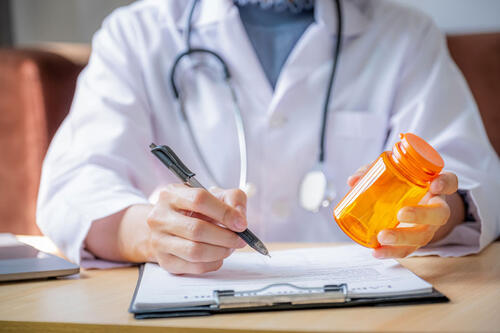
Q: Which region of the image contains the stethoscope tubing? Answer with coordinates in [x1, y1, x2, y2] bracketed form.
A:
[319, 0, 343, 163]
[170, 48, 231, 99]
[169, 0, 343, 198]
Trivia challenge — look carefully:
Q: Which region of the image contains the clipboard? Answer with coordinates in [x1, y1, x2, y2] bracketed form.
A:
[129, 265, 448, 319]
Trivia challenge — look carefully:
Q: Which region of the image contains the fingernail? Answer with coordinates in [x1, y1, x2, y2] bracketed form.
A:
[235, 204, 246, 216]
[378, 231, 396, 244]
[398, 208, 416, 222]
[432, 180, 444, 193]
[234, 217, 247, 231]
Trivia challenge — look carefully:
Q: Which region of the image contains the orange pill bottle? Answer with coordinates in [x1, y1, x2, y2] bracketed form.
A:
[334, 133, 444, 248]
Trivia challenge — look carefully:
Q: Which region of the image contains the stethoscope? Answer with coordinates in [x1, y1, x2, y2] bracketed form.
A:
[170, 0, 343, 213]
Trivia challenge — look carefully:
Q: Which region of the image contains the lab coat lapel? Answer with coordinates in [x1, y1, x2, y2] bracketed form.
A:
[270, 23, 333, 114]
[270, 0, 370, 114]
[182, 0, 274, 108]
[217, 7, 275, 106]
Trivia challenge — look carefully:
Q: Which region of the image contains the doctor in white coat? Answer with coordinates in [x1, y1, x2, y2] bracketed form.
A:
[37, 0, 500, 273]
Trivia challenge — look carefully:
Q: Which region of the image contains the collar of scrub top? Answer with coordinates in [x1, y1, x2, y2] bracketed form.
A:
[171, 0, 370, 38]
[232, 0, 314, 13]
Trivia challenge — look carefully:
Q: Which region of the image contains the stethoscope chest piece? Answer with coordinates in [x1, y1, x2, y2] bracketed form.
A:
[299, 164, 336, 213]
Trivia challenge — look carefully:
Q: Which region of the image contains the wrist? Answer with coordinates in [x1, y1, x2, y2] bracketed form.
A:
[430, 192, 465, 243]
[117, 204, 155, 263]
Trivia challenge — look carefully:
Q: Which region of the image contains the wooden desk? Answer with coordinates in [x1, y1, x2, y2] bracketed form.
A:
[1, 241, 499, 332]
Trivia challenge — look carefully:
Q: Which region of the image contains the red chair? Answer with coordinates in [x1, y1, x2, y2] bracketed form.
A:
[0, 49, 84, 234]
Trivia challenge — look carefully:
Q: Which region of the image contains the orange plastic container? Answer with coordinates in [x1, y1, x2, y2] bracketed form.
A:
[334, 133, 444, 248]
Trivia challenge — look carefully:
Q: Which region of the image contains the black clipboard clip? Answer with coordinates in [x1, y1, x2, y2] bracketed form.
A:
[212, 283, 349, 309]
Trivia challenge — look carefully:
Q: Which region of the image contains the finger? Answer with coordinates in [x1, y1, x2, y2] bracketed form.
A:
[216, 188, 247, 215]
[208, 186, 224, 197]
[347, 164, 371, 187]
[184, 211, 218, 224]
[156, 252, 223, 275]
[429, 172, 458, 195]
[418, 192, 432, 205]
[155, 234, 233, 263]
[372, 245, 417, 259]
[377, 226, 435, 247]
[153, 210, 246, 249]
[347, 173, 363, 187]
[164, 184, 247, 232]
[397, 196, 450, 226]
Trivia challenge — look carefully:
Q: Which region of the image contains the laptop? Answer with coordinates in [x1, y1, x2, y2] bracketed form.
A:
[0, 233, 79, 282]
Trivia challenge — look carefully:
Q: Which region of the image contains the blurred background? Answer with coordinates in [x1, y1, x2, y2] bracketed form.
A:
[0, 0, 499, 236]
[1, 0, 500, 47]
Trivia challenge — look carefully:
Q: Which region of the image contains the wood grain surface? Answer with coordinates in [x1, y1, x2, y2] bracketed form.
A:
[0, 240, 499, 332]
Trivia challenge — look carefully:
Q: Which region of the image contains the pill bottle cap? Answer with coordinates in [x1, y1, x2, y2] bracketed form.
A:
[393, 133, 444, 182]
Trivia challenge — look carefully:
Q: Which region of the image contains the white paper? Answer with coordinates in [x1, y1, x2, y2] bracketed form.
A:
[0, 233, 22, 247]
[133, 245, 432, 310]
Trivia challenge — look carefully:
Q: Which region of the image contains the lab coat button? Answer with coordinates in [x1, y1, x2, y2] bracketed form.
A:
[269, 114, 287, 128]
[271, 200, 291, 219]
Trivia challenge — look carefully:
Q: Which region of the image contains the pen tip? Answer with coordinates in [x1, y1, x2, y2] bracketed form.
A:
[266, 254, 271, 258]
[149, 143, 156, 149]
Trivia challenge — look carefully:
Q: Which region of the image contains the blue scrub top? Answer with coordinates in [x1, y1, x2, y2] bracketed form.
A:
[236, 2, 315, 89]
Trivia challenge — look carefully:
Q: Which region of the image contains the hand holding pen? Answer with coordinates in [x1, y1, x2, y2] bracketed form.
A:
[147, 143, 269, 275]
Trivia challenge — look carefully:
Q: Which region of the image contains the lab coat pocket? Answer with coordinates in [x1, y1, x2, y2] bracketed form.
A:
[325, 111, 388, 196]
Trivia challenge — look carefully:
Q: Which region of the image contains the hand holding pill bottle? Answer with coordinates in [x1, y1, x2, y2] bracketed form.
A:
[334, 133, 444, 248]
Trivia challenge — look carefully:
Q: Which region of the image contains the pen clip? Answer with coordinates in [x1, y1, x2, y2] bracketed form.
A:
[149, 143, 195, 182]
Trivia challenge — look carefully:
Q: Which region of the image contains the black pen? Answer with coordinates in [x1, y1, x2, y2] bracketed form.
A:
[149, 143, 270, 257]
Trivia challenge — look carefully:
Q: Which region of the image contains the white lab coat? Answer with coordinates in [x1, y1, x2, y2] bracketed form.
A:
[37, 0, 500, 266]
